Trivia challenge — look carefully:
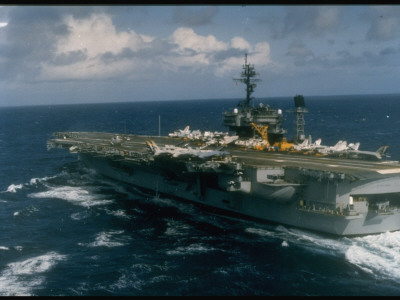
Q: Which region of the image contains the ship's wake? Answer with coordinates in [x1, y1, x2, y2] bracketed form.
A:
[246, 224, 400, 282]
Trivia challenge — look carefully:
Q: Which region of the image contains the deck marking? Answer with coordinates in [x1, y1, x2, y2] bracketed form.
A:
[377, 168, 400, 174]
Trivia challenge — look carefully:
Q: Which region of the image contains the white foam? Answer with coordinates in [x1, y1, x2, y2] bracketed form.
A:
[103, 208, 131, 219]
[3, 175, 57, 193]
[29, 176, 55, 185]
[5, 184, 23, 193]
[245, 227, 275, 237]
[0, 251, 66, 296]
[28, 186, 113, 207]
[0, 246, 9, 251]
[166, 243, 218, 256]
[164, 219, 191, 236]
[79, 230, 129, 248]
[260, 225, 400, 280]
[70, 211, 90, 221]
[345, 231, 400, 279]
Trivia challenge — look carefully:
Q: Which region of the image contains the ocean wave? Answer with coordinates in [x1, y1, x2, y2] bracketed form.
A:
[28, 186, 113, 207]
[78, 230, 130, 248]
[166, 243, 219, 256]
[345, 231, 400, 280]
[248, 224, 400, 281]
[70, 210, 91, 221]
[5, 184, 24, 193]
[0, 251, 67, 296]
[12, 205, 39, 218]
[245, 227, 276, 238]
[2, 175, 58, 193]
[102, 208, 132, 219]
[247, 225, 348, 255]
[164, 219, 191, 236]
[108, 263, 172, 292]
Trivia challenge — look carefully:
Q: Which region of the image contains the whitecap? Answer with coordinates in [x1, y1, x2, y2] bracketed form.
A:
[70, 211, 90, 221]
[28, 186, 113, 207]
[5, 184, 23, 193]
[245, 227, 275, 237]
[0, 246, 9, 251]
[3, 175, 57, 193]
[164, 219, 191, 236]
[79, 230, 129, 248]
[0, 251, 67, 296]
[166, 243, 218, 256]
[29, 176, 55, 186]
[103, 208, 131, 219]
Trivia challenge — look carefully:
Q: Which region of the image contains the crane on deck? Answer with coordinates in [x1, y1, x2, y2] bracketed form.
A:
[251, 122, 294, 151]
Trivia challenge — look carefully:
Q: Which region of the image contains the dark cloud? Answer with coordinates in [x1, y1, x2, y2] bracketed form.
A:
[0, 7, 68, 81]
[286, 40, 314, 58]
[51, 50, 88, 66]
[99, 38, 174, 64]
[366, 16, 400, 41]
[379, 46, 399, 56]
[100, 48, 135, 64]
[172, 6, 218, 26]
[259, 6, 342, 39]
[362, 6, 400, 42]
[137, 38, 174, 58]
[0, 6, 125, 82]
[213, 48, 246, 62]
[290, 46, 399, 70]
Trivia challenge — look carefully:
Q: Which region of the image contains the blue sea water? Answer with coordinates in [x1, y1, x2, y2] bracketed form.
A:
[1, 94, 400, 296]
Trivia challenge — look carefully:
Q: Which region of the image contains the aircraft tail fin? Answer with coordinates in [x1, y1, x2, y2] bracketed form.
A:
[146, 140, 159, 153]
[376, 145, 389, 156]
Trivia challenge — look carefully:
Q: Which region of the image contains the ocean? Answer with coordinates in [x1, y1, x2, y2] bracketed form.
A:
[1, 94, 400, 296]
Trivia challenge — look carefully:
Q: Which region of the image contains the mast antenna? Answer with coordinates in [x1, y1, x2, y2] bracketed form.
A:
[233, 53, 261, 109]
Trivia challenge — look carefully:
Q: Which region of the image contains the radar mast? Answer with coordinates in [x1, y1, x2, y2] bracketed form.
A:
[234, 53, 261, 109]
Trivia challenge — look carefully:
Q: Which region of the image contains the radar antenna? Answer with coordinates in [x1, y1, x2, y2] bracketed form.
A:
[233, 53, 261, 109]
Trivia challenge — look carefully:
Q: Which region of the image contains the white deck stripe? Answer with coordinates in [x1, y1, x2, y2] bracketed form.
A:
[377, 168, 400, 174]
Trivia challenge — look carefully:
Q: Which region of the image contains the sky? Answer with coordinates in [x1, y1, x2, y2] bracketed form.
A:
[1, 5, 400, 106]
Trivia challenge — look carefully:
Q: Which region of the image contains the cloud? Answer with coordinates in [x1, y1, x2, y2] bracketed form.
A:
[231, 36, 251, 51]
[41, 14, 272, 80]
[367, 16, 400, 41]
[214, 41, 271, 76]
[0, 7, 70, 81]
[262, 6, 342, 39]
[286, 40, 314, 58]
[172, 6, 218, 26]
[2, 9, 272, 83]
[170, 27, 228, 55]
[39, 13, 155, 81]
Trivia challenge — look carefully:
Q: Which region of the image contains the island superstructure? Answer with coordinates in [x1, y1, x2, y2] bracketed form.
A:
[47, 54, 400, 236]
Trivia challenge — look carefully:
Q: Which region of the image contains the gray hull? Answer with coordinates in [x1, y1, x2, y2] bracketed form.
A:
[78, 150, 400, 236]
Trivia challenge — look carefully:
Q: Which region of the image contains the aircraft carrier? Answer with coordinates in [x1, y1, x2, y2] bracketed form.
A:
[47, 54, 400, 236]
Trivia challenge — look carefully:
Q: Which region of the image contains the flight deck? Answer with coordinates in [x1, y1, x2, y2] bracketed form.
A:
[48, 131, 400, 181]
